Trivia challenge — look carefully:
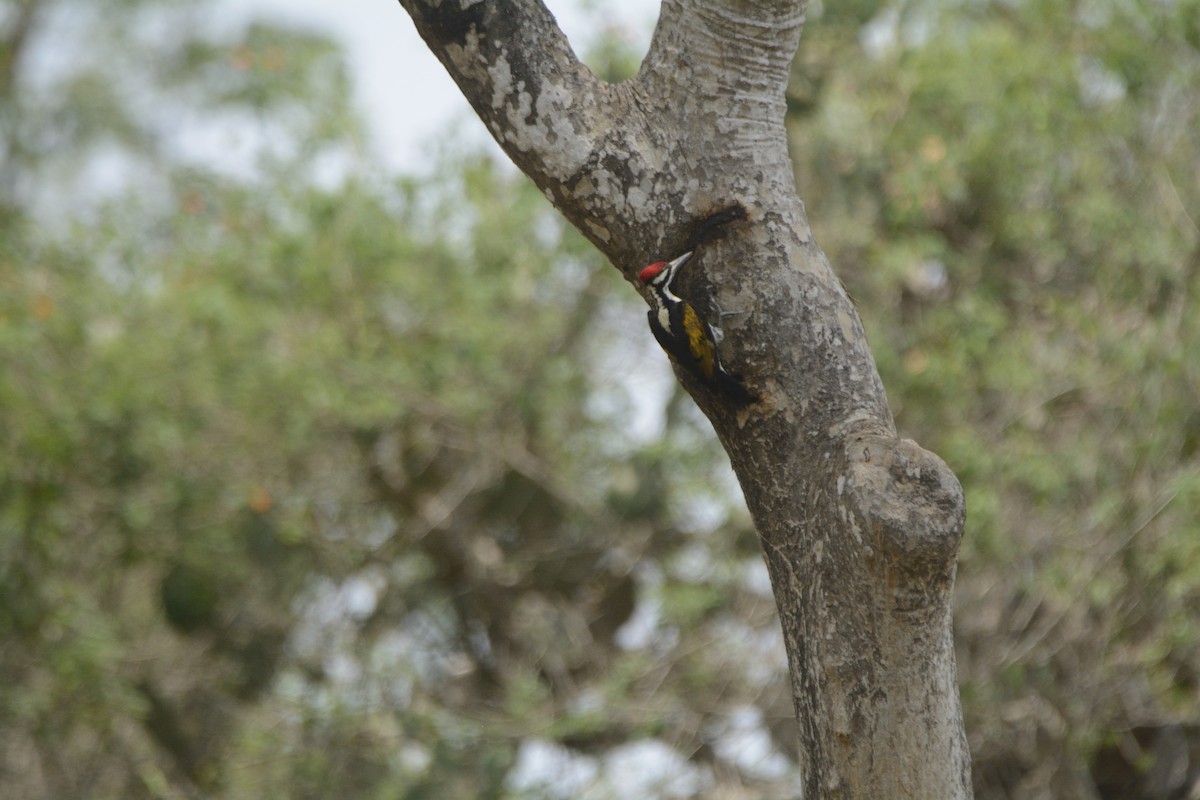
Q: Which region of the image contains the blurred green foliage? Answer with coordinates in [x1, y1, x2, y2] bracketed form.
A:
[3, 3, 767, 798]
[792, 0, 1200, 796]
[1, 0, 1198, 798]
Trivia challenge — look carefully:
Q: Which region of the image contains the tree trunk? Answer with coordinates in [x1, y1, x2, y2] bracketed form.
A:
[397, 0, 972, 795]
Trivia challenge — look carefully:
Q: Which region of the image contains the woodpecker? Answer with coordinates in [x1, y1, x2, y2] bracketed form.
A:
[639, 251, 755, 406]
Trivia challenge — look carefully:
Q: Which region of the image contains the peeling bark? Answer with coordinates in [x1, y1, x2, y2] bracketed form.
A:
[398, 0, 972, 795]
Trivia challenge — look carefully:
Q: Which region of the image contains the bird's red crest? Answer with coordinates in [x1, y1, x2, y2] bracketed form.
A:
[639, 261, 667, 284]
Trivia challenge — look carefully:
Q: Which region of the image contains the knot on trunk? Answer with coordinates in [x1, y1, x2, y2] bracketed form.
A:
[841, 431, 965, 603]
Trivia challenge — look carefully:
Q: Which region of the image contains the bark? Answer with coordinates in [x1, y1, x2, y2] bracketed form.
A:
[398, 0, 972, 796]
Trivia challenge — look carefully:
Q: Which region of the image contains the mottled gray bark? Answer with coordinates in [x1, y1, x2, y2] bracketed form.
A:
[398, 0, 972, 796]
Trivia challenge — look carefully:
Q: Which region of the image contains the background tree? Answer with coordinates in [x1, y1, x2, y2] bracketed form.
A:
[1, 0, 1198, 798]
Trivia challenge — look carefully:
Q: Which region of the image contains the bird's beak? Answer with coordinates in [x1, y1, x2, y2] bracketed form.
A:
[665, 251, 693, 279]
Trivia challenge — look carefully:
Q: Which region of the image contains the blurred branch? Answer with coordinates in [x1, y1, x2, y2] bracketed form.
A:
[0, 0, 42, 212]
[0, 0, 39, 100]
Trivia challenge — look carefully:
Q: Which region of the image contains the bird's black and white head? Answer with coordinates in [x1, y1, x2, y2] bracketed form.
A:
[638, 251, 693, 301]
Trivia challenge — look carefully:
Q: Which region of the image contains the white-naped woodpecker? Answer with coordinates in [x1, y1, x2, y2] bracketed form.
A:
[639, 251, 756, 406]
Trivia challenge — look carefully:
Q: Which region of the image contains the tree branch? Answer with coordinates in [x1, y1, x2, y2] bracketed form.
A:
[399, 1, 608, 191]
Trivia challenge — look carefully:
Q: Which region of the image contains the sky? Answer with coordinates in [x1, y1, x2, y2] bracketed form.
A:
[219, 0, 661, 173]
